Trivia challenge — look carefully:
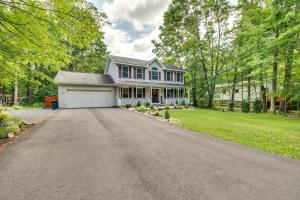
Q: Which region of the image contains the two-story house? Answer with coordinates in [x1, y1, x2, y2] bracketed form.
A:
[55, 55, 189, 108]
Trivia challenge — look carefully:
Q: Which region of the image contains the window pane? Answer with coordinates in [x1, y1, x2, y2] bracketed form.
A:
[235, 89, 239, 93]
[122, 88, 129, 98]
[137, 88, 143, 98]
[176, 73, 181, 82]
[152, 71, 158, 80]
[136, 68, 143, 79]
[222, 89, 226, 94]
[167, 72, 171, 81]
[122, 67, 129, 78]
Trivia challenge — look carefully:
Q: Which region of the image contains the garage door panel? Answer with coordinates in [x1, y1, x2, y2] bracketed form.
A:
[66, 90, 114, 108]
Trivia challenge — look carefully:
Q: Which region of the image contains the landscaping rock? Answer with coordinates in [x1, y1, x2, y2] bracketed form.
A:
[7, 132, 14, 138]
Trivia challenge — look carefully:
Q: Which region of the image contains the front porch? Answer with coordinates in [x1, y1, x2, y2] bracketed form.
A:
[116, 85, 189, 106]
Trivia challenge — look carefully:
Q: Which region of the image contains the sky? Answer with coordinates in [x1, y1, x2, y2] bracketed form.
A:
[87, 0, 237, 60]
[87, 0, 172, 60]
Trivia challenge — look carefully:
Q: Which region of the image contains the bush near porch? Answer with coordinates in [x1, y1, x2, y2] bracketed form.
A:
[170, 108, 300, 159]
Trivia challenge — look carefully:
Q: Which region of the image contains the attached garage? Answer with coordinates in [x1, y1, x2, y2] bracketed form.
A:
[55, 71, 116, 108]
[66, 89, 114, 108]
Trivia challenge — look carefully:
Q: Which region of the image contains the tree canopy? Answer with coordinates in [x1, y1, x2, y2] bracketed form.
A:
[0, 0, 108, 103]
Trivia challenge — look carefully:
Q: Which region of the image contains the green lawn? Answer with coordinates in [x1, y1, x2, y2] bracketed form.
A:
[170, 109, 300, 159]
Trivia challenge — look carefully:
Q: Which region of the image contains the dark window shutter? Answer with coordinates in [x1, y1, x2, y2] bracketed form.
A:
[134, 88, 136, 98]
[159, 72, 161, 81]
[143, 68, 145, 79]
[149, 71, 151, 80]
[143, 88, 145, 98]
[129, 88, 132, 98]
[129, 67, 132, 79]
[119, 66, 122, 78]
[164, 71, 166, 81]
[134, 67, 136, 79]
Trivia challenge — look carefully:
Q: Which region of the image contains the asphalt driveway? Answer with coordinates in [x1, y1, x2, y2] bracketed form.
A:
[0, 108, 299, 200]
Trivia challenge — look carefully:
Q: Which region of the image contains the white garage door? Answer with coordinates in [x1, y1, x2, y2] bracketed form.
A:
[66, 90, 114, 108]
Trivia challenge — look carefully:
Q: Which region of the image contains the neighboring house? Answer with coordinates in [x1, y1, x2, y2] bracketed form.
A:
[214, 81, 271, 102]
[55, 55, 189, 108]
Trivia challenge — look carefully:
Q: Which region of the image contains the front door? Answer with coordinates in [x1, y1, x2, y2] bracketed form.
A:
[152, 89, 159, 103]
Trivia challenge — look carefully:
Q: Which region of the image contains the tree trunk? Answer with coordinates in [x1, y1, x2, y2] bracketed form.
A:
[13, 80, 18, 106]
[282, 47, 293, 113]
[230, 67, 238, 111]
[270, 31, 279, 114]
[247, 69, 251, 102]
[241, 72, 244, 101]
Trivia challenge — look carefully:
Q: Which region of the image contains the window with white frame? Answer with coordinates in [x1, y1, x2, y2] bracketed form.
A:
[176, 73, 181, 82]
[136, 68, 143, 79]
[137, 88, 143, 98]
[166, 71, 171, 82]
[122, 87, 129, 98]
[122, 67, 129, 78]
[151, 67, 158, 80]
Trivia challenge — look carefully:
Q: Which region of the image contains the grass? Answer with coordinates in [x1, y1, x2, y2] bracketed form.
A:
[0, 105, 43, 111]
[170, 108, 300, 159]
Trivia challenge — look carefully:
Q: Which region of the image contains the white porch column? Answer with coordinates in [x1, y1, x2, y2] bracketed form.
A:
[135, 85, 137, 104]
[150, 86, 152, 104]
[166, 87, 168, 105]
[177, 88, 179, 104]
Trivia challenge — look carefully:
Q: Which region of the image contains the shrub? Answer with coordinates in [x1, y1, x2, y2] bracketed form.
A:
[32, 102, 44, 107]
[253, 99, 263, 113]
[125, 104, 131, 109]
[137, 105, 146, 113]
[150, 105, 155, 111]
[153, 111, 161, 116]
[184, 105, 189, 109]
[228, 102, 234, 111]
[0, 112, 9, 121]
[136, 101, 141, 107]
[179, 105, 185, 109]
[164, 110, 170, 119]
[7, 125, 20, 134]
[0, 128, 7, 139]
[164, 105, 170, 110]
[11, 105, 21, 110]
[145, 102, 150, 107]
[181, 100, 186, 105]
[241, 100, 250, 113]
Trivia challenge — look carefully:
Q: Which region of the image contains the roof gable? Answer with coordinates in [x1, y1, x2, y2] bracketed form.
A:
[109, 55, 183, 71]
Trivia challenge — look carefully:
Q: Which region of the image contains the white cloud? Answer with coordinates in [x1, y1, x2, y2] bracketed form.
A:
[102, 0, 171, 59]
[103, 25, 160, 60]
[103, 0, 171, 30]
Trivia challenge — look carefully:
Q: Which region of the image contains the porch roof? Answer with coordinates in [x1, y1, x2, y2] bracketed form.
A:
[116, 81, 185, 88]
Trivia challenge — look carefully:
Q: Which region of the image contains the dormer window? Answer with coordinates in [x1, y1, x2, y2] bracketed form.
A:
[151, 67, 158, 80]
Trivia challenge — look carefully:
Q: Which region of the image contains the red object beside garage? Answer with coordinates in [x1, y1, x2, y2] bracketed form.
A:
[45, 96, 58, 108]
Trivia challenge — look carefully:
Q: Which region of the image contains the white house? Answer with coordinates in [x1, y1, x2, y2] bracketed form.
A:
[214, 81, 271, 102]
[55, 55, 189, 108]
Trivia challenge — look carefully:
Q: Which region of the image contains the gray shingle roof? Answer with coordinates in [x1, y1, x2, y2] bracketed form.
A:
[109, 55, 183, 71]
[55, 71, 114, 85]
[109, 55, 148, 66]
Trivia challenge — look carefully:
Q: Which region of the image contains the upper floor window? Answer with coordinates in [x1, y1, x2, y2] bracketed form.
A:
[176, 73, 181, 82]
[222, 89, 227, 94]
[166, 72, 172, 82]
[136, 68, 143, 79]
[151, 67, 158, 80]
[235, 89, 239, 93]
[122, 67, 129, 78]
